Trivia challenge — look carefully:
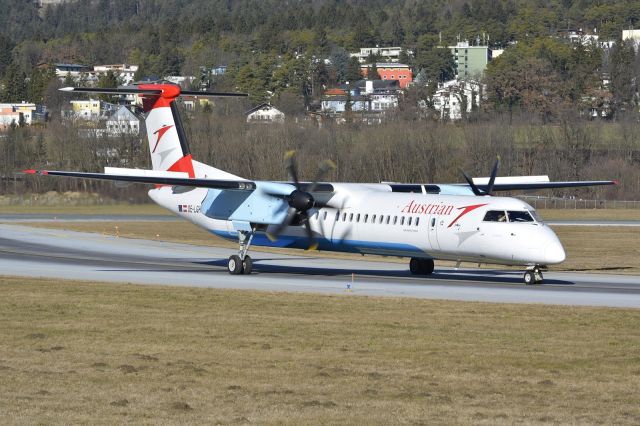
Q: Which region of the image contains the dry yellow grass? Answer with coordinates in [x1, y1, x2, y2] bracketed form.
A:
[538, 209, 640, 221]
[0, 276, 639, 424]
[17, 220, 640, 274]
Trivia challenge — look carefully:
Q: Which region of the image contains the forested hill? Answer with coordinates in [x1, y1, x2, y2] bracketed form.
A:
[2, 0, 640, 79]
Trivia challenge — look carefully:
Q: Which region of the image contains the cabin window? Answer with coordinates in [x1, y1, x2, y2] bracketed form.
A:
[408, 217, 412, 226]
[364, 214, 368, 223]
[342, 212, 347, 222]
[379, 215, 384, 224]
[356, 213, 360, 222]
[400, 216, 405, 225]
[393, 216, 398, 225]
[349, 213, 353, 222]
[372, 214, 376, 223]
[483, 210, 507, 222]
[507, 211, 534, 223]
[415, 217, 419, 226]
[336, 212, 340, 221]
[386, 216, 390, 225]
[430, 218, 436, 227]
[323, 211, 327, 221]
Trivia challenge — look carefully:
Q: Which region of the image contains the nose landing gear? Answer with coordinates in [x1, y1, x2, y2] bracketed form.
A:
[523, 266, 544, 285]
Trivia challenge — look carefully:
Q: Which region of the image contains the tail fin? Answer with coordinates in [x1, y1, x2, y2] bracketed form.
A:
[139, 84, 194, 177]
[59, 85, 248, 179]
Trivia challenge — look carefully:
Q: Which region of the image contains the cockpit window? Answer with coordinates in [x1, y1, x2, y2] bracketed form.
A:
[529, 210, 543, 223]
[483, 210, 507, 222]
[507, 211, 534, 222]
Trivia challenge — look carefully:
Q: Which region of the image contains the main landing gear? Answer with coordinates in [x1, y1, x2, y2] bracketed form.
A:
[228, 230, 254, 275]
[409, 257, 435, 275]
[523, 266, 544, 285]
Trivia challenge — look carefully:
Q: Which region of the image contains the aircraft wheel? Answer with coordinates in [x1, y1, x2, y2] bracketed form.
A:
[242, 255, 253, 275]
[409, 258, 421, 275]
[421, 259, 435, 275]
[523, 270, 535, 285]
[228, 255, 244, 275]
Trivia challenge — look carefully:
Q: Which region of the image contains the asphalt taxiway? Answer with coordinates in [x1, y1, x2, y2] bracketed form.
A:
[1, 223, 639, 308]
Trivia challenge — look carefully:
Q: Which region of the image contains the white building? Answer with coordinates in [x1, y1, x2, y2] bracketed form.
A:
[246, 104, 285, 123]
[0, 102, 46, 128]
[103, 105, 141, 137]
[350, 46, 413, 63]
[94, 64, 139, 85]
[623, 29, 640, 49]
[432, 80, 483, 120]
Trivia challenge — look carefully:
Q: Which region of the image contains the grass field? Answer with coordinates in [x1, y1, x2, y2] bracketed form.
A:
[1, 276, 639, 424]
[16, 220, 640, 274]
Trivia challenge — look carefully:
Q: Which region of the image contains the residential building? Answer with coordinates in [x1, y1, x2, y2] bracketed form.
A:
[322, 80, 401, 115]
[164, 76, 196, 87]
[351, 47, 413, 63]
[94, 64, 139, 85]
[448, 42, 490, 80]
[623, 29, 640, 49]
[0, 102, 46, 129]
[246, 104, 285, 123]
[66, 99, 117, 120]
[55, 63, 92, 79]
[431, 79, 483, 120]
[104, 105, 141, 137]
[360, 63, 413, 88]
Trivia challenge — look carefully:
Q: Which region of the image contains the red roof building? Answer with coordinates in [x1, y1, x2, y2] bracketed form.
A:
[360, 63, 413, 88]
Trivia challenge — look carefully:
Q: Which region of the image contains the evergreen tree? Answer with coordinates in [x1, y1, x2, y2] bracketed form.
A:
[345, 57, 362, 83]
[2, 63, 27, 102]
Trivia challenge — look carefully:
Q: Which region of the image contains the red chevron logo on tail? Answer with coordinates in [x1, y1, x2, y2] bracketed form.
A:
[152, 124, 174, 153]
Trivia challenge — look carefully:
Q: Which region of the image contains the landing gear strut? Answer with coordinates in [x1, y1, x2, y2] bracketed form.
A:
[523, 266, 544, 285]
[409, 258, 435, 275]
[228, 230, 254, 275]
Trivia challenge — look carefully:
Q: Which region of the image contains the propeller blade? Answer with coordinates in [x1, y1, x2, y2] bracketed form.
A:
[267, 208, 297, 241]
[460, 168, 483, 196]
[303, 215, 318, 251]
[486, 157, 500, 195]
[307, 159, 336, 194]
[284, 150, 300, 188]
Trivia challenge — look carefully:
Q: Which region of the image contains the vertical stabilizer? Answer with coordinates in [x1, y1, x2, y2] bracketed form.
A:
[140, 83, 195, 178]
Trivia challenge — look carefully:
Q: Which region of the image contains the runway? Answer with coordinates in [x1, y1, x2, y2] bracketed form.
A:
[1, 223, 639, 308]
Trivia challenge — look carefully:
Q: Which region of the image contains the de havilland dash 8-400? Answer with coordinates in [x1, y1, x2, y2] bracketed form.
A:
[22, 83, 617, 285]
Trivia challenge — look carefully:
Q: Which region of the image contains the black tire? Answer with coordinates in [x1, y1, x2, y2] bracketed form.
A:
[523, 270, 535, 285]
[409, 258, 421, 275]
[242, 255, 253, 275]
[228, 255, 243, 275]
[421, 259, 435, 275]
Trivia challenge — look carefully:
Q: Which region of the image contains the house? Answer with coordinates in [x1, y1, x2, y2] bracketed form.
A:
[321, 80, 401, 117]
[246, 104, 285, 123]
[360, 63, 413, 88]
[93, 64, 139, 85]
[103, 105, 141, 137]
[431, 79, 483, 120]
[623, 29, 640, 49]
[65, 99, 118, 120]
[0, 102, 47, 129]
[55, 63, 92, 79]
[350, 47, 413, 63]
[181, 95, 213, 111]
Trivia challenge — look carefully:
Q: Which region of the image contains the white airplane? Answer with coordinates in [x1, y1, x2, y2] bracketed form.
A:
[23, 83, 617, 285]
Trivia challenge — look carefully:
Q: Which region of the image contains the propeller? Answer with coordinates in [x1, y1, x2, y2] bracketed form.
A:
[267, 151, 336, 249]
[460, 157, 500, 196]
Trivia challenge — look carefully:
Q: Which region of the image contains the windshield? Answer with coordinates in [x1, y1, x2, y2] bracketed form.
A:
[507, 210, 534, 223]
[528, 209, 543, 223]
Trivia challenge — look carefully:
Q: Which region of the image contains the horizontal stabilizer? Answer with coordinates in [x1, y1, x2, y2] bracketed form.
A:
[22, 169, 256, 190]
[60, 86, 248, 97]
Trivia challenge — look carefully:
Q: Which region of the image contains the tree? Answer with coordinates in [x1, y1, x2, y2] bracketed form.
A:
[0, 34, 14, 79]
[414, 48, 455, 83]
[2, 63, 27, 102]
[345, 56, 362, 83]
[27, 66, 56, 104]
[609, 39, 636, 118]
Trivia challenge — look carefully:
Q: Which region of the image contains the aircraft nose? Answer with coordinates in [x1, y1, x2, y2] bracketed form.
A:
[544, 241, 566, 264]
